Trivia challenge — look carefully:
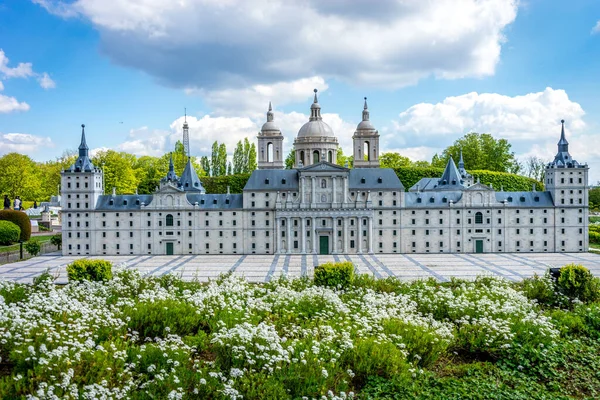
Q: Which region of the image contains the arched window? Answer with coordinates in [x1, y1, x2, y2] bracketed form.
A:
[300, 151, 305, 165]
[166, 214, 174, 227]
[267, 142, 274, 162]
[363, 141, 370, 161]
[321, 179, 327, 188]
[475, 212, 483, 224]
[328, 150, 333, 163]
[313, 150, 320, 164]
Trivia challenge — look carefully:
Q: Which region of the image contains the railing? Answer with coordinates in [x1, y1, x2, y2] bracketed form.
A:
[0, 242, 60, 265]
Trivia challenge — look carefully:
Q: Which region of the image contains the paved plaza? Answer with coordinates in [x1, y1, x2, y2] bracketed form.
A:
[2, 252, 600, 284]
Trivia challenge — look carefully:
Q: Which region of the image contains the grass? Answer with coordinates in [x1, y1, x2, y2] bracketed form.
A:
[0, 234, 55, 254]
[0, 268, 599, 399]
[590, 216, 600, 224]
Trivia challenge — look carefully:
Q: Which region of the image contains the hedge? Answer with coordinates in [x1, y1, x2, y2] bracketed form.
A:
[0, 220, 21, 245]
[66, 259, 113, 282]
[393, 167, 544, 192]
[200, 168, 543, 194]
[0, 210, 31, 242]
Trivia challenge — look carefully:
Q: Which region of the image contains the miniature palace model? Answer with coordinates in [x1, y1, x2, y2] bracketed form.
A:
[61, 90, 589, 256]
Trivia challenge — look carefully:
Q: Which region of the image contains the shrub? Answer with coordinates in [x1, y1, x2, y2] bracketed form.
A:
[126, 299, 207, 338]
[66, 259, 113, 282]
[0, 209, 31, 241]
[0, 220, 20, 245]
[314, 261, 355, 288]
[557, 264, 600, 303]
[50, 233, 62, 249]
[517, 272, 557, 306]
[24, 241, 41, 257]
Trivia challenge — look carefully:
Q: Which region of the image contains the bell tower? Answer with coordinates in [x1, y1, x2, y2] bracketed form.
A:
[353, 97, 380, 168]
[257, 102, 285, 169]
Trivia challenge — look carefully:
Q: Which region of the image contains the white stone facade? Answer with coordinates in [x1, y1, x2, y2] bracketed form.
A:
[61, 103, 589, 256]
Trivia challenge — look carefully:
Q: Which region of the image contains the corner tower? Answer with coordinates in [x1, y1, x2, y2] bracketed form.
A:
[353, 97, 380, 168]
[258, 102, 285, 169]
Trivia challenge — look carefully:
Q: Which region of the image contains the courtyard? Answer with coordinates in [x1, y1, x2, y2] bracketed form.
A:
[2, 251, 600, 284]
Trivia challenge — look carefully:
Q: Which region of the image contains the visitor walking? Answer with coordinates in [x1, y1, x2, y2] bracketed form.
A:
[3, 195, 10, 210]
[13, 196, 21, 211]
[33, 200, 38, 209]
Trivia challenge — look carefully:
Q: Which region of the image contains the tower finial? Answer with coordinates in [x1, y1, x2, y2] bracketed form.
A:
[266, 101, 274, 122]
[364, 97, 368, 110]
[313, 88, 318, 103]
[558, 118, 568, 152]
[361, 96, 370, 121]
[268, 101, 272, 111]
[184, 107, 187, 123]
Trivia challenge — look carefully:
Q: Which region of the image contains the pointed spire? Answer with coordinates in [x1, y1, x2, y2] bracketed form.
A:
[165, 152, 178, 182]
[310, 89, 322, 120]
[184, 107, 187, 123]
[266, 101, 274, 122]
[182, 108, 190, 158]
[362, 97, 370, 121]
[79, 124, 88, 155]
[169, 153, 174, 171]
[558, 119, 568, 151]
[438, 157, 464, 189]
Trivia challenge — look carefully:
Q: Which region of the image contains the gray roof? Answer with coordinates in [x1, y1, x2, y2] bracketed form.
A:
[409, 178, 439, 192]
[244, 169, 299, 191]
[348, 168, 404, 190]
[495, 191, 554, 207]
[405, 191, 463, 207]
[71, 125, 96, 172]
[436, 157, 466, 190]
[549, 120, 582, 168]
[96, 195, 154, 210]
[186, 194, 243, 209]
[179, 160, 205, 192]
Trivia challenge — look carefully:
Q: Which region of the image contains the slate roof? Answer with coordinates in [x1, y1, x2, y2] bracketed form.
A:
[348, 168, 404, 190]
[495, 191, 554, 207]
[71, 125, 96, 172]
[405, 191, 463, 207]
[95, 195, 154, 210]
[409, 178, 440, 192]
[436, 157, 466, 190]
[244, 169, 299, 191]
[179, 159, 205, 192]
[186, 194, 243, 209]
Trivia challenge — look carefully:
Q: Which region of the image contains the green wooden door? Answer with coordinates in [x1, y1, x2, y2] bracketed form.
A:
[166, 242, 174, 255]
[475, 240, 483, 253]
[319, 236, 329, 255]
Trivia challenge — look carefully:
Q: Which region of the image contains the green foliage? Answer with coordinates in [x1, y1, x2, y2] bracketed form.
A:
[66, 259, 113, 282]
[557, 264, 600, 303]
[0, 220, 20, 245]
[125, 299, 207, 338]
[314, 261, 355, 288]
[32, 269, 55, 287]
[50, 233, 62, 249]
[285, 148, 295, 169]
[0, 153, 41, 200]
[589, 187, 600, 210]
[24, 240, 41, 257]
[431, 132, 520, 173]
[394, 166, 543, 191]
[380, 152, 430, 169]
[201, 173, 251, 194]
[517, 272, 560, 306]
[0, 209, 31, 241]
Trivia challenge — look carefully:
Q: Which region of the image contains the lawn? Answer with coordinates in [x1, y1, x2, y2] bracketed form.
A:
[1, 267, 600, 399]
[0, 234, 55, 254]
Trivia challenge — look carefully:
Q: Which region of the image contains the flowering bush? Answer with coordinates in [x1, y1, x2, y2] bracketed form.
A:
[0, 266, 598, 398]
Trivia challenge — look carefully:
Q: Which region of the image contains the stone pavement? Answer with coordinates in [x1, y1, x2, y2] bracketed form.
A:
[2, 252, 600, 284]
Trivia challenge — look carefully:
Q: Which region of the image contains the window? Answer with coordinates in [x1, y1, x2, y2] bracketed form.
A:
[166, 214, 173, 226]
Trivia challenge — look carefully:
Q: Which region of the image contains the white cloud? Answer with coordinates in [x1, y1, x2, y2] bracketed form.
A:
[36, 0, 518, 90]
[0, 49, 56, 89]
[37, 72, 56, 89]
[0, 94, 30, 113]
[592, 20, 600, 34]
[0, 133, 54, 154]
[391, 87, 585, 143]
[194, 76, 329, 117]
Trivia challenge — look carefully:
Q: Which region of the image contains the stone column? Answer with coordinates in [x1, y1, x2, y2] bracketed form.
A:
[343, 176, 348, 204]
[332, 177, 337, 204]
[368, 216, 374, 253]
[286, 217, 292, 253]
[275, 217, 281, 254]
[301, 177, 305, 205]
[312, 216, 317, 254]
[357, 217, 363, 253]
[343, 217, 349, 253]
[301, 217, 306, 253]
[311, 177, 316, 206]
[332, 217, 338, 253]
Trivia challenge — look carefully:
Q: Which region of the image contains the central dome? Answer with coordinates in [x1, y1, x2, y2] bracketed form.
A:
[297, 119, 334, 138]
[296, 88, 335, 138]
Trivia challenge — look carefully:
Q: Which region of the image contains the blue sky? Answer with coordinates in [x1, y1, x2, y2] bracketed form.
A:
[1, 0, 600, 183]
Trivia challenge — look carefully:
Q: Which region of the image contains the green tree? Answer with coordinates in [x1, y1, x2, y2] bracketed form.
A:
[134, 155, 166, 194]
[24, 241, 41, 257]
[200, 156, 211, 177]
[523, 156, 547, 182]
[227, 162, 232, 175]
[233, 141, 243, 174]
[210, 141, 219, 177]
[590, 187, 600, 210]
[285, 149, 295, 169]
[336, 146, 351, 167]
[432, 133, 519, 173]
[248, 143, 257, 172]
[217, 143, 227, 176]
[0, 153, 41, 200]
[243, 138, 251, 172]
[380, 152, 412, 169]
[92, 150, 140, 194]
